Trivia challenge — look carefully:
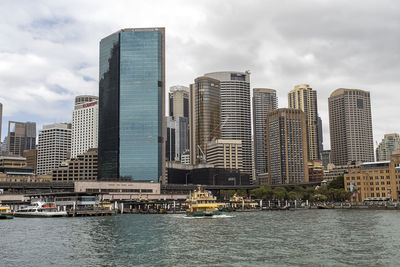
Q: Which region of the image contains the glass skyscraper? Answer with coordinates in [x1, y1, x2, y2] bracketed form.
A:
[98, 28, 165, 182]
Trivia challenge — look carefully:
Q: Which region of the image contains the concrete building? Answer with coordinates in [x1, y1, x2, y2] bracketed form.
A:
[321, 150, 331, 169]
[169, 85, 189, 118]
[266, 108, 309, 185]
[52, 148, 97, 181]
[376, 133, 400, 161]
[98, 28, 165, 182]
[189, 76, 221, 164]
[23, 149, 37, 174]
[206, 139, 242, 170]
[71, 95, 98, 158]
[204, 71, 252, 177]
[318, 116, 323, 154]
[0, 102, 2, 142]
[288, 84, 320, 161]
[181, 150, 190, 165]
[166, 116, 189, 162]
[0, 155, 26, 168]
[252, 88, 277, 175]
[308, 160, 324, 182]
[344, 153, 400, 201]
[329, 89, 374, 165]
[7, 121, 36, 156]
[37, 123, 72, 175]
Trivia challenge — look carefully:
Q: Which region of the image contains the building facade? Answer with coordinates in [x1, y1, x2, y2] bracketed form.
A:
[204, 71, 252, 176]
[37, 123, 72, 175]
[321, 150, 331, 169]
[169, 85, 189, 118]
[376, 133, 400, 161]
[7, 121, 36, 156]
[71, 95, 98, 159]
[189, 77, 221, 164]
[252, 88, 277, 175]
[166, 116, 189, 162]
[329, 89, 374, 165]
[52, 148, 97, 181]
[266, 108, 309, 185]
[288, 84, 320, 161]
[206, 139, 243, 170]
[98, 28, 165, 182]
[23, 149, 37, 174]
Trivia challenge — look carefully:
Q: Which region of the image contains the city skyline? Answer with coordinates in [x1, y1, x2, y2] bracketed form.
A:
[0, 1, 400, 150]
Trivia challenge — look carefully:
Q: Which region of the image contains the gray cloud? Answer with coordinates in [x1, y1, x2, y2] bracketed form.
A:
[0, 0, 399, 150]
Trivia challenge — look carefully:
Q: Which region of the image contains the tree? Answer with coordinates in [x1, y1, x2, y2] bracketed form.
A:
[273, 187, 287, 200]
[220, 190, 236, 199]
[328, 175, 344, 189]
[287, 191, 298, 200]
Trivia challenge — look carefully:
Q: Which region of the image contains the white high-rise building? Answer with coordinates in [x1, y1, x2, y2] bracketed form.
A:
[37, 123, 72, 175]
[71, 95, 98, 159]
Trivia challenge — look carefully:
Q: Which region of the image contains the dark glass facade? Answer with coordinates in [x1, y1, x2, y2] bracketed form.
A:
[99, 28, 165, 182]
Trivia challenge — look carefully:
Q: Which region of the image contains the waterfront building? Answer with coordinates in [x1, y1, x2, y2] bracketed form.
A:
[0, 155, 50, 183]
[323, 163, 356, 182]
[321, 150, 331, 169]
[52, 148, 97, 181]
[166, 116, 189, 161]
[71, 95, 98, 159]
[288, 84, 320, 160]
[37, 123, 72, 175]
[308, 160, 324, 182]
[98, 28, 165, 182]
[189, 77, 221, 164]
[329, 89, 374, 165]
[0, 155, 26, 168]
[252, 88, 277, 175]
[376, 133, 400, 161]
[169, 85, 189, 118]
[206, 139, 243, 170]
[7, 121, 36, 156]
[23, 149, 37, 174]
[344, 153, 400, 202]
[266, 108, 309, 185]
[204, 71, 252, 177]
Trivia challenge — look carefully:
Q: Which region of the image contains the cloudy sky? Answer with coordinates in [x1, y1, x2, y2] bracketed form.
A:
[0, 0, 399, 149]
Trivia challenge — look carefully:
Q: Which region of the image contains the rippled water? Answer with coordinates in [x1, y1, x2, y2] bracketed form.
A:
[1, 210, 400, 266]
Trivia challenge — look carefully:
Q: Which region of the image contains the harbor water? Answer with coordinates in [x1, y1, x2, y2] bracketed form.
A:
[1, 209, 400, 266]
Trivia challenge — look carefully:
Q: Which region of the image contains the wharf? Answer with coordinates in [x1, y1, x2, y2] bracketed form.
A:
[67, 209, 116, 217]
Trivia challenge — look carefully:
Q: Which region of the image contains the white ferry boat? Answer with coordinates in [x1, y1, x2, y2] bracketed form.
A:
[14, 201, 67, 218]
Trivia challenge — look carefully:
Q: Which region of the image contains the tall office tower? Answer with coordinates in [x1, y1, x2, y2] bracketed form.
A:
[204, 71, 252, 176]
[166, 116, 189, 161]
[189, 76, 221, 164]
[288, 84, 320, 161]
[169, 85, 189, 118]
[206, 139, 243, 170]
[318, 116, 323, 155]
[37, 123, 71, 175]
[266, 108, 309, 185]
[329, 89, 374, 165]
[252, 88, 277, 175]
[321, 150, 331, 169]
[376, 133, 400, 161]
[71, 95, 99, 158]
[98, 28, 165, 182]
[7, 121, 36, 156]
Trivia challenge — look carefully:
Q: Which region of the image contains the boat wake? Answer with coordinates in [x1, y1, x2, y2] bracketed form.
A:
[184, 214, 234, 219]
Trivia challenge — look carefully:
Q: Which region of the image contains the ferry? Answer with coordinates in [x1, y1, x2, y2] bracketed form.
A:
[0, 206, 14, 219]
[14, 201, 67, 218]
[186, 186, 224, 217]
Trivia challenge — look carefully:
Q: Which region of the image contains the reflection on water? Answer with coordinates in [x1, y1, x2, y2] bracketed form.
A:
[1, 210, 400, 266]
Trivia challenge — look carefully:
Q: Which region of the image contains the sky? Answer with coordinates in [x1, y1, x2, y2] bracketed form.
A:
[0, 0, 399, 150]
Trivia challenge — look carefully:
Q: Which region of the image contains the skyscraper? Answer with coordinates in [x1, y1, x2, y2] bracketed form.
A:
[169, 85, 189, 118]
[329, 89, 374, 165]
[7, 121, 36, 156]
[37, 123, 71, 175]
[252, 88, 277, 176]
[266, 108, 309, 185]
[166, 116, 189, 161]
[98, 28, 165, 182]
[71, 95, 98, 159]
[189, 76, 221, 164]
[0, 103, 2, 143]
[376, 133, 400, 161]
[288, 84, 320, 161]
[204, 71, 252, 176]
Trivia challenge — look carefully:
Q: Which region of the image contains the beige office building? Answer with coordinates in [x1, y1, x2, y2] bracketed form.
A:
[288, 84, 320, 161]
[266, 108, 309, 185]
[376, 133, 400, 161]
[206, 139, 242, 170]
[189, 77, 221, 164]
[329, 89, 374, 166]
[169, 85, 189, 118]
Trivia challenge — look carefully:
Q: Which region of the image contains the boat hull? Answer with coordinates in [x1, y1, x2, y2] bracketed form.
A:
[14, 212, 67, 218]
[0, 213, 14, 219]
[186, 211, 222, 217]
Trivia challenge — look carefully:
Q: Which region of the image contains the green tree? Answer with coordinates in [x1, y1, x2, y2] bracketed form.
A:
[287, 191, 298, 200]
[328, 175, 344, 189]
[220, 190, 236, 199]
[273, 187, 287, 200]
[236, 189, 248, 197]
